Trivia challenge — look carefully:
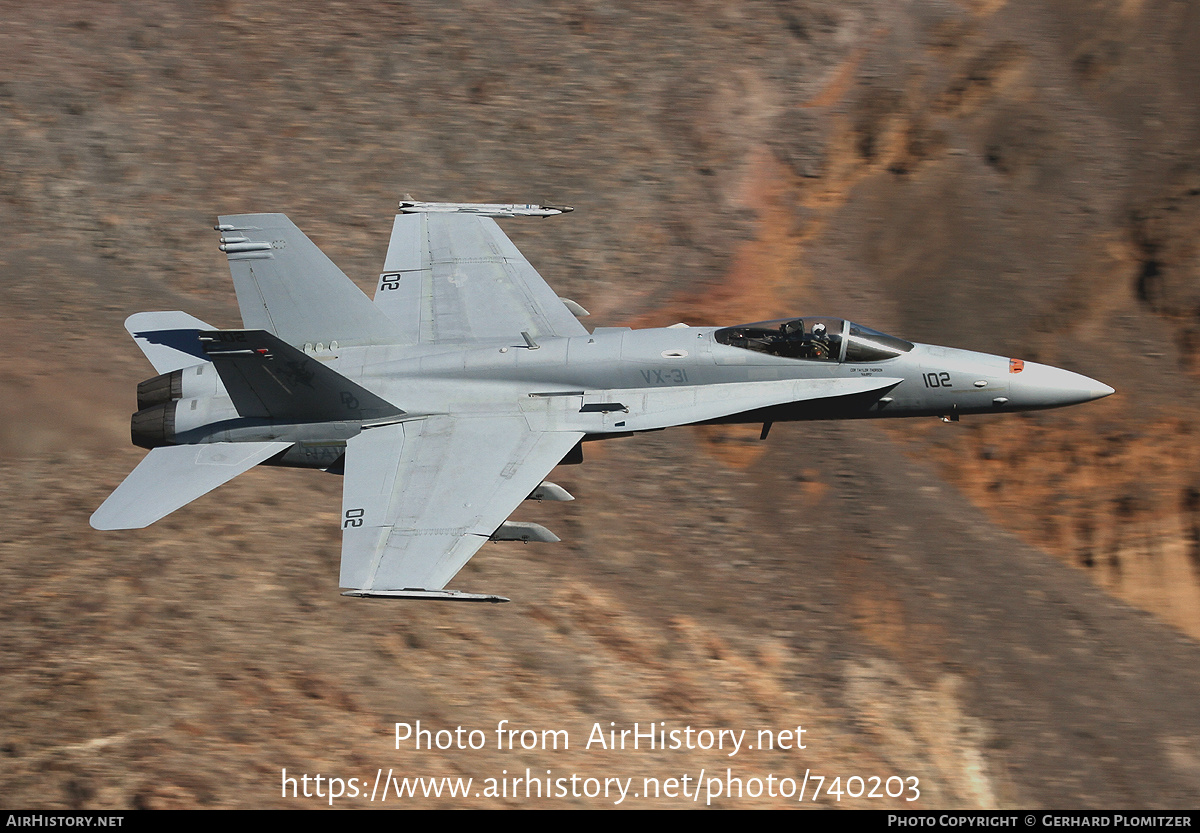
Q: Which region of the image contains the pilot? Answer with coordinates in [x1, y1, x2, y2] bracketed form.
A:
[809, 322, 830, 359]
[777, 319, 805, 357]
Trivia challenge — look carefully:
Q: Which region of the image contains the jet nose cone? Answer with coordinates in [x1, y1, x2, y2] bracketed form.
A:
[1009, 362, 1115, 410]
[1057, 371, 1115, 403]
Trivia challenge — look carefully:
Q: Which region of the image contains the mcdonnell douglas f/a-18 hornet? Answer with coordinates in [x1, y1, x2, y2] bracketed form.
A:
[91, 201, 1114, 602]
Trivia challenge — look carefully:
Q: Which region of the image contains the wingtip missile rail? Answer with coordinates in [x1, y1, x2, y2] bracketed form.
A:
[397, 200, 573, 218]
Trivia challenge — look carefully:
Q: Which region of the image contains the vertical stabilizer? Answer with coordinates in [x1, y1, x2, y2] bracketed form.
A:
[216, 214, 402, 348]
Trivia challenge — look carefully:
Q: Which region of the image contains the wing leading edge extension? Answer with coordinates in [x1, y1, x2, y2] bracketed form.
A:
[338, 416, 584, 600]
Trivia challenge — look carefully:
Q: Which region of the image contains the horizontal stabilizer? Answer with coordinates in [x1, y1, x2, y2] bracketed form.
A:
[340, 589, 509, 603]
[90, 441, 291, 530]
[199, 330, 404, 422]
[126, 311, 215, 374]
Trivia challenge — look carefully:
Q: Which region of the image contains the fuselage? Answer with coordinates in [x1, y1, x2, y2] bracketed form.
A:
[136, 317, 1113, 470]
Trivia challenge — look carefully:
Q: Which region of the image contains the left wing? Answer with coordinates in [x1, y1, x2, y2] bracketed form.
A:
[373, 213, 588, 345]
[338, 416, 583, 600]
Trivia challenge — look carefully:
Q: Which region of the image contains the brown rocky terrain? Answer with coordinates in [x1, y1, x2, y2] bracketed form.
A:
[4, 0, 1200, 809]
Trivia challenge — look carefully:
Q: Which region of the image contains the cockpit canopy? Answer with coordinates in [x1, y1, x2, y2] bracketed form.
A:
[714, 318, 914, 363]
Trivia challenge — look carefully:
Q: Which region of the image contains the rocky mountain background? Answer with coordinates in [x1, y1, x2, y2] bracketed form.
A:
[4, 0, 1200, 808]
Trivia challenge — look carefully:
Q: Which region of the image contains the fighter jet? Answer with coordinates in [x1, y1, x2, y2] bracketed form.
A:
[91, 203, 1114, 602]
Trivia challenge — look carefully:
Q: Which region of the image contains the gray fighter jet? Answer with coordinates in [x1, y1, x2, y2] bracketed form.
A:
[91, 205, 1114, 602]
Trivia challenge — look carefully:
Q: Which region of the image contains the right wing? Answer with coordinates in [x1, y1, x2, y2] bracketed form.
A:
[338, 415, 583, 598]
[372, 213, 588, 345]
